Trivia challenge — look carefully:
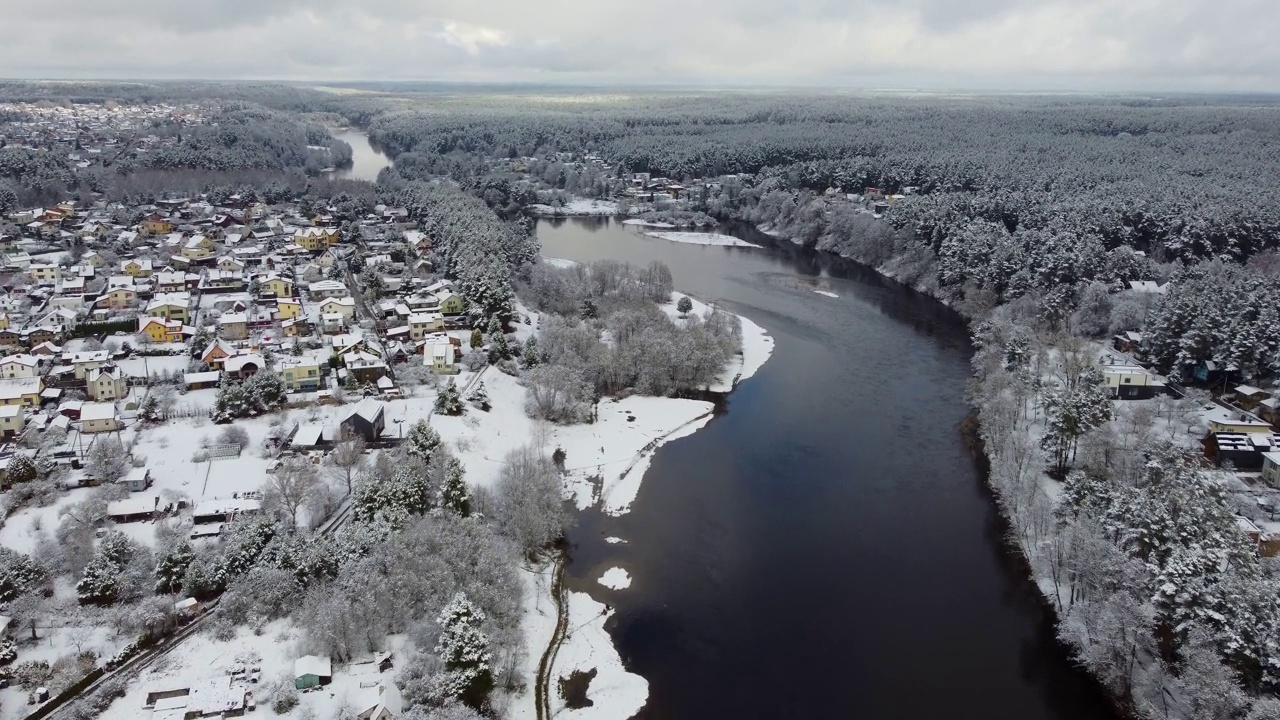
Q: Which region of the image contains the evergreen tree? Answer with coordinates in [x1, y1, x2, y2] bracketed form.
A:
[677, 296, 693, 315]
[466, 382, 491, 412]
[486, 316, 511, 361]
[155, 542, 194, 595]
[521, 336, 541, 367]
[469, 328, 484, 349]
[139, 394, 161, 424]
[5, 454, 38, 485]
[406, 420, 442, 462]
[435, 380, 464, 416]
[438, 457, 471, 517]
[352, 463, 433, 527]
[0, 548, 45, 602]
[77, 532, 138, 605]
[433, 592, 494, 709]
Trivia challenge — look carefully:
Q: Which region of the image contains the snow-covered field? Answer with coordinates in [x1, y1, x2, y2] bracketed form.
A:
[645, 231, 757, 248]
[621, 219, 675, 229]
[813, 290, 839, 298]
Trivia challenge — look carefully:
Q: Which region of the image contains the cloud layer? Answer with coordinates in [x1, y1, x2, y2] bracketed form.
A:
[3, 0, 1275, 90]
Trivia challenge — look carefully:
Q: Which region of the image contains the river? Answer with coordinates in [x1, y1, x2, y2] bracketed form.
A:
[327, 129, 392, 182]
[535, 218, 1123, 720]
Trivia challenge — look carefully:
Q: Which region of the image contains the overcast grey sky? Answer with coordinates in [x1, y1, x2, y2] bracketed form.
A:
[3, 0, 1275, 90]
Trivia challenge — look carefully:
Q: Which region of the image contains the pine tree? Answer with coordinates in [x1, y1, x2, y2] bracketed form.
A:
[77, 532, 137, 605]
[439, 457, 471, 517]
[466, 382, 491, 412]
[486, 316, 511, 361]
[139, 395, 161, 424]
[521, 336, 541, 367]
[0, 548, 46, 602]
[469, 328, 484, 349]
[435, 380, 464, 416]
[5, 454, 38, 485]
[155, 542, 194, 594]
[677, 296, 693, 316]
[434, 592, 493, 709]
[406, 420, 442, 462]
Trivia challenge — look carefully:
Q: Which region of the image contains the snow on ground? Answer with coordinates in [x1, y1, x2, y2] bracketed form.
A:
[621, 219, 675, 229]
[557, 396, 713, 517]
[540, 257, 580, 269]
[550, 592, 648, 720]
[661, 293, 774, 393]
[604, 537, 627, 544]
[597, 568, 631, 590]
[645, 231, 758, 248]
[813, 290, 839, 298]
[0, 488, 86, 554]
[508, 565, 558, 720]
[94, 619, 410, 720]
[526, 199, 620, 217]
[116, 355, 189, 379]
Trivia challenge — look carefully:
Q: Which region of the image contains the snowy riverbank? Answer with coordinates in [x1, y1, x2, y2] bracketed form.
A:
[513, 270, 775, 718]
[526, 199, 620, 217]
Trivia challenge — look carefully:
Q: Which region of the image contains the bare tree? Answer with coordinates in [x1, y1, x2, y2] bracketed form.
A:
[264, 457, 319, 527]
[326, 434, 367, 496]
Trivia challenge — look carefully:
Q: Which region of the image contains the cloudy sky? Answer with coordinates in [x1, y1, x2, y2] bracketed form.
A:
[3, 0, 1274, 91]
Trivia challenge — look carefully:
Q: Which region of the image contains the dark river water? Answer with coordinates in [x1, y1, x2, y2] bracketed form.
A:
[535, 218, 1123, 720]
[328, 129, 392, 182]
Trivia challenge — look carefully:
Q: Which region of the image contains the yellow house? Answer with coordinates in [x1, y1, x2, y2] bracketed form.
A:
[83, 251, 107, 269]
[143, 215, 174, 235]
[121, 259, 153, 278]
[0, 313, 9, 330]
[28, 263, 61, 283]
[1209, 418, 1274, 435]
[217, 257, 246, 272]
[0, 377, 43, 407]
[146, 293, 191, 324]
[181, 239, 211, 261]
[294, 227, 340, 252]
[280, 359, 322, 391]
[408, 312, 444, 340]
[282, 318, 309, 337]
[275, 298, 302, 320]
[435, 291, 466, 315]
[137, 317, 183, 343]
[263, 276, 294, 299]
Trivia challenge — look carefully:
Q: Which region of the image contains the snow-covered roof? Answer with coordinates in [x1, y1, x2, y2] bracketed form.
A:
[107, 494, 158, 517]
[193, 497, 261, 517]
[294, 655, 332, 679]
[80, 402, 116, 421]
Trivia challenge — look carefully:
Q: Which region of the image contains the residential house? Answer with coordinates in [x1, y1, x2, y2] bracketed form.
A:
[218, 313, 248, 340]
[193, 496, 261, 524]
[426, 340, 457, 375]
[282, 317, 310, 337]
[154, 271, 187, 294]
[146, 292, 191, 323]
[223, 353, 264, 380]
[408, 312, 443, 341]
[340, 398, 385, 442]
[181, 236, 212, 261]
[121, 258, 153, 278]
[82, 251, 107, 269]
[1263, 452, 1280, 487]
[0, 405, 23, 439]
[307, 280, 348, 300]
[28, 263, 61, 283]
[293, 227, 339, 252]
[354, 681, 402, 720]
[23, 326, 61, 348]
[142, 214, 174, 235]
[281, 359, 322, 392]
[320, 313, 346, 334]
[71, 350, 110, 380]
[275, 298, 303, 321]
[434, 289, 466, 315]
[138, 317, 184, 343]
[216, 256, 246, 273]
[80, 402, 119, 433]
[107, 494, 159, 523]
[200, 339, 235, 370]
[0, 354, 41, 379]
[87, 366, 127, 402]
[0, 313, 8, 331]
[1235, 385, 1272, 412]
[1099, 353, 1162, 400]
[345, 351, 388, 384]
[104, 285, 138, 310]
[199, 269, 245, 293]
[318, 296, 357, 319]
[261, 274, 294, 299]
[0, 378, 42, 407]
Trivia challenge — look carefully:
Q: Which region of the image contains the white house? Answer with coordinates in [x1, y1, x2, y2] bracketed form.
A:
[80, 402, 119, 434]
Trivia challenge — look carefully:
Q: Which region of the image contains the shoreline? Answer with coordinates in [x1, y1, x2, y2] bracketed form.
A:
[516, 271, 775, 718]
